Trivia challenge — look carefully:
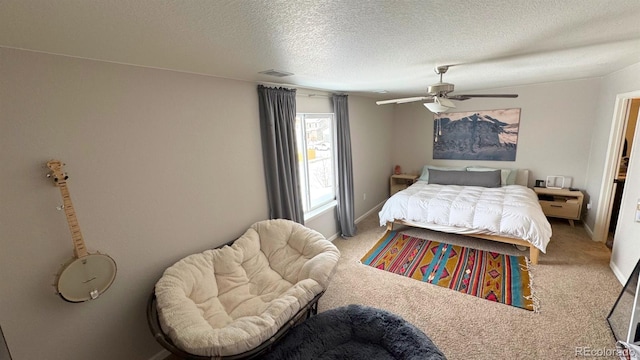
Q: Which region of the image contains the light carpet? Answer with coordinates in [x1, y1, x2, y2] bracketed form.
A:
[318, 213, 621, 359]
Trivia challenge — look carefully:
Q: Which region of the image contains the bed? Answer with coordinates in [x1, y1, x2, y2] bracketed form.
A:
[379, 167, 552, 265]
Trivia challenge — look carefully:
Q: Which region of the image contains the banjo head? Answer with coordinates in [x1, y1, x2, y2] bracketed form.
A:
[57, 254, 117, 302]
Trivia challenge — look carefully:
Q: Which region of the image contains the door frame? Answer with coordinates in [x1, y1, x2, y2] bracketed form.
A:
[594, 91, 640, 243]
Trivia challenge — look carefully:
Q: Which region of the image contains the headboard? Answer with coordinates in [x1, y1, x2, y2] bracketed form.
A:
[514, 169, 529, 186]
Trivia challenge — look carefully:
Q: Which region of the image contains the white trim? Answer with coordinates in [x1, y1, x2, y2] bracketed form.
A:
[355, 200, 386, 224]
[326, 233, 339, 242]
[304, 200, 337, 222]
[610, 258, 627, 285]
[582, 221, 594, 239]
[148, 349, 170, 360]
[326, 200, 386, 242]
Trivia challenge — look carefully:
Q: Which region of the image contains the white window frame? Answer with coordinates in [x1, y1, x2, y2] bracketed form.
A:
[295, 113, 337, 217]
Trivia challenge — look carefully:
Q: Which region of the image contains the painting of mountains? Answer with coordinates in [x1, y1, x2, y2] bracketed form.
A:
[433, 108, 521, 161]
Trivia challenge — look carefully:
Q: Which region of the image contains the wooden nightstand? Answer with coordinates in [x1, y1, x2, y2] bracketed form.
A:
[534, 187, 584, 227]
[390, 174, 418, 196]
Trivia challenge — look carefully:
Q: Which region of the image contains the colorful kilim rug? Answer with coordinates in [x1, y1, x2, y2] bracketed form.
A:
[361, 231, 536, 311]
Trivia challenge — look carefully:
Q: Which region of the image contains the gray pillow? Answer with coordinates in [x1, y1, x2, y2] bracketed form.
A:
[418, 165, 467, 182]
[428, 169, 501, 188]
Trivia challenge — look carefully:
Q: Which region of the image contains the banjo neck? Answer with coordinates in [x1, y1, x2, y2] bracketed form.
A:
[57, 182, 88, 258]
[47, 159, 89, 258]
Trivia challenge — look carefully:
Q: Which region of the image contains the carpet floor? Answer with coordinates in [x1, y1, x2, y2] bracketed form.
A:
[319, 213, 621, 360]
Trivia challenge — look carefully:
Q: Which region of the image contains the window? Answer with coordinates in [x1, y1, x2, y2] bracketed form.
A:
[295, 113, 336, 214]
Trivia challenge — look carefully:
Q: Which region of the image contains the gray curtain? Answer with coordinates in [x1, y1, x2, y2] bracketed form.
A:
[258, 85, 304, 224]
[333, 94, 356, 237]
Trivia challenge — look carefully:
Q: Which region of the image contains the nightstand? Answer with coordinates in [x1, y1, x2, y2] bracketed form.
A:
[390, 174, 418, 196]
[534, 187, 584, 227]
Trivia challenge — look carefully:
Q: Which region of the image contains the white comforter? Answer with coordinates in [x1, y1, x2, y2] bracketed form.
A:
[379, 182, 552, 252]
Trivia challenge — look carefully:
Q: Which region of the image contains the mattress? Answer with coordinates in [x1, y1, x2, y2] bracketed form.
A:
[378, 182, 552, 252]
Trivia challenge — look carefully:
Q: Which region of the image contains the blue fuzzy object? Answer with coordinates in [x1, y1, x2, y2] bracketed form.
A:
[262, 304, 446, 360]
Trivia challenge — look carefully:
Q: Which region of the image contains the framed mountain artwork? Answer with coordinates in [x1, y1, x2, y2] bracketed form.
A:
[433, 108, 521, 161]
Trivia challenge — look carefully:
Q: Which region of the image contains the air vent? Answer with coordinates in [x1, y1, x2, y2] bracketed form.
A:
[259, 69, 294, 77]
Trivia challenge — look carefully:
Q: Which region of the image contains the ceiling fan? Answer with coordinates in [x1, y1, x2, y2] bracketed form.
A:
[376, 65, 518, 113]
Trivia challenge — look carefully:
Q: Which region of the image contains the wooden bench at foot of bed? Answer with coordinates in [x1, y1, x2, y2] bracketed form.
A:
[386, 221, 540, 265]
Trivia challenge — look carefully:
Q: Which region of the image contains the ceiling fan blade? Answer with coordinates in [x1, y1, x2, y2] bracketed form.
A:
[449, 94, 519, 101]
[446, 95, 471, 101]
[376, 96, 430, 105]
[396, 96, 432, 104]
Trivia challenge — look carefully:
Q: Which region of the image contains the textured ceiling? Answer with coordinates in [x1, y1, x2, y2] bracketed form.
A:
[1, 0, 640, 99]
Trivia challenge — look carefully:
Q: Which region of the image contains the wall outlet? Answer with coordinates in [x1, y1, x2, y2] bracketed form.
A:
[586, 202, 592, 210]
[363, 193, 367, 201]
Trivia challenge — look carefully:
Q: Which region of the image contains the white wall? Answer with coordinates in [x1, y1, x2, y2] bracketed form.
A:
[0, 48, 393, 360]
[390, 78, 601, 189]
[348, 95, 395, 217]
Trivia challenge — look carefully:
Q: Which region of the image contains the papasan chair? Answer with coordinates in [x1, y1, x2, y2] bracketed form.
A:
[147, 219, 341, 359]
[261, 304, 447, 360]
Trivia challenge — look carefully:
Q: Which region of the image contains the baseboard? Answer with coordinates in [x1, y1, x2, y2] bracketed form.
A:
[327, 201, 386, 242]
[610, 260, 626, 286]
[582, 221, 595, 240]
[355, 200, 385, 224]
[326, 233, 339, 242]
[148, 349, 170, 360]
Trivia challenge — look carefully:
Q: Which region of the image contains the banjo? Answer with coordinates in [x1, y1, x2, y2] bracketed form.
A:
[47, 160, 116, 302]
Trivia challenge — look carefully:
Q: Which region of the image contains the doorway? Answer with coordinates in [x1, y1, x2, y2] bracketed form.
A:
[604, 98, 640, 248]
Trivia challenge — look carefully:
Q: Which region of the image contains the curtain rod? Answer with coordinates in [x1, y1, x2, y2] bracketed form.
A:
[257, 81, 346, 98]
[298, 92, 330, 98]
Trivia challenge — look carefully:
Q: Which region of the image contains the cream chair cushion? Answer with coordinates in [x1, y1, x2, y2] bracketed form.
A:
[154, 219, 340, 357]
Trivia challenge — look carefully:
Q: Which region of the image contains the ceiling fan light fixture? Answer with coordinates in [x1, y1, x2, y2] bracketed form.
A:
[424, 102, 449, 113]
[424, 97, 455, 114]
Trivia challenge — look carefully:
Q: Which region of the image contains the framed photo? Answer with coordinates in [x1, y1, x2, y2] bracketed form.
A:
[433, 108, 521, 161]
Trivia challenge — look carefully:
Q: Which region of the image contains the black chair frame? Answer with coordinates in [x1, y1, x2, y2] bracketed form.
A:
[147, 290, 323, 360]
